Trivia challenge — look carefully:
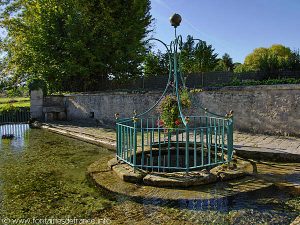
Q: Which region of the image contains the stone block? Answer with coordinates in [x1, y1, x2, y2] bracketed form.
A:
[30, 89, 43, 100]
[112, 164, 146, 183]
[30, 106, 43, 120]
[43, 106, 65, 113]
[58, 112, 67, 120]
[143, 172, 217, 187]
[45, 112, 54, 121]
[107, 158, 120, 169]
[210, 159, 253, 181]
[30, 89, 44, 120]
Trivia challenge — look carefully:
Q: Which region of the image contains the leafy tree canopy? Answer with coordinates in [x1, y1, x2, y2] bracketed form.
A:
[144, 35, 219, 77]
[143, 50, 168, 77]
[214, 53, 234, 72]
[244, 44, 295, 72]
[0, 0, 152, 93]
[184, 35, 219, 73]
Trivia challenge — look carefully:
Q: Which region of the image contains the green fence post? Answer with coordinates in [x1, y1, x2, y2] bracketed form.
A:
[133, 116, 138, 171]
[115, 113, 120, 159]
[205, 109, 209, 149]
[227, 111, 234, 161]
[185, 117, 190, 174]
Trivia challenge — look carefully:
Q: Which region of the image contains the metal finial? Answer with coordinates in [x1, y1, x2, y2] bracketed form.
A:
[225, 110, 234, 118]
[185, 116, 190, 124]
[170, 13, 182, 27]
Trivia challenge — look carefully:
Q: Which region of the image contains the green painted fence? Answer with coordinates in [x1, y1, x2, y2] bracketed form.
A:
[116, 115, 234, 172]
[0, 108, 31, 124]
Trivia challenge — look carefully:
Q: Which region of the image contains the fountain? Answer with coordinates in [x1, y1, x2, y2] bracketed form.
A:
[85, 15, 299, 218]
[111, 14, 238, 187]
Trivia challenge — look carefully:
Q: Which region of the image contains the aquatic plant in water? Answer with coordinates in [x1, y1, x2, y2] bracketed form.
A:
[0, 129, 113, 219]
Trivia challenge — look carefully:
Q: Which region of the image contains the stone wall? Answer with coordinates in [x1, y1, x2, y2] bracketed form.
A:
[30, 89, 43, 120]
[40, 84, 300, 136]
[192, 85, 300, 136]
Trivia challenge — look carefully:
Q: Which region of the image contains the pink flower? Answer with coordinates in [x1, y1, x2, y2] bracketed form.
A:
[156, 119, 164, 127]
[175, 119, 181, 126]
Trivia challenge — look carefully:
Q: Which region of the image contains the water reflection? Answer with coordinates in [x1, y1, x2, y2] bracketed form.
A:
[139, 185, 294, 214]
[0, 124, 30, 150]
[123, 184, 298, 224]
[180, 198, 230, 211]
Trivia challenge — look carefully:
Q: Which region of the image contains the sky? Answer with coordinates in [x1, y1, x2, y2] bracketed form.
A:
[150, 0, 300, 63]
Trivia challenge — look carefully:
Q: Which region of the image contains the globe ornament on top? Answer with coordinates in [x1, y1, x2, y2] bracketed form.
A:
[170, 13, 182, 27]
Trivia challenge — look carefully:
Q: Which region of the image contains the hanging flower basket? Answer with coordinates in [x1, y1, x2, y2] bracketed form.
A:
[157, 88, 191, 129]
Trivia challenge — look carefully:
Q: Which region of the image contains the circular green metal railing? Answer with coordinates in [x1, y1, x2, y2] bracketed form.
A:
[116, 114, 233, 172]
[115, 14, 234, 173]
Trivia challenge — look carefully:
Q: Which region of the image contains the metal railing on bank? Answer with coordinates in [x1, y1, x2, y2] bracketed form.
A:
[0, 108, 31, 124]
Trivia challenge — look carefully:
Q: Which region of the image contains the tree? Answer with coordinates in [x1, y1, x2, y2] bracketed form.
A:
[143, 35, 219, 77]
[193, 39, 218, 72]
[180, 35, 196, 74]
[288, 49, 300, 70]
[238, 44, 300, 78]
[180, 35, 218, 73]
[143, 50, 168, 77]
[244, 45, 293, 74]
[222, 53, 234, 71]
[233, 64, 254, 73]
[0, 0, 152, 92]
[214, 53, 234, 72]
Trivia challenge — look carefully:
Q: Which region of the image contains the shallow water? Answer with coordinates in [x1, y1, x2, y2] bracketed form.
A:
[0, 124, 29, 151]
[0, 124, 299, 224]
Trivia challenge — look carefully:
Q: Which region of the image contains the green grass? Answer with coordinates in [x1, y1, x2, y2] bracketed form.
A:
[0, 97, 30, 111]
[0, 97, 29, 104]
[0, 101, 30, 109]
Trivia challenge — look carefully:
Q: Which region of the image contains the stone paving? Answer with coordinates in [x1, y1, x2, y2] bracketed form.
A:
[291, 215, 300, 225]
[234, 131, 300, 156]
[44, 120, 300, 161]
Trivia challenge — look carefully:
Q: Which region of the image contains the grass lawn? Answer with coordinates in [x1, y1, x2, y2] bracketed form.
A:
[0, 97, 30, 110]
[0, 97, 29, 104]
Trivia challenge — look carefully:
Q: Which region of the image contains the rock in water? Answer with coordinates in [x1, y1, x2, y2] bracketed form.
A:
[2, 134, 14, 139]
[29, 120, 42, 129]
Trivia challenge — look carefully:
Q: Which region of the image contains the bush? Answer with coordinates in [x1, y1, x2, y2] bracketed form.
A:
[6, 88, 23, 98]
[213, 77, 300, 87]
[0, 103, 16, 112]
[27, 78, 48, 95]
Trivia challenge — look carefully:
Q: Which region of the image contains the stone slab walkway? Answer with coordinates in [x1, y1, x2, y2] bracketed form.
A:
[234, 132, 300, 162]
[43, 120, 300, 162]
[234, 132, 300, 155]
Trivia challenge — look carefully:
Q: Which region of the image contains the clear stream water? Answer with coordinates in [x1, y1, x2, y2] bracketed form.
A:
[0, 124, 299, 225]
